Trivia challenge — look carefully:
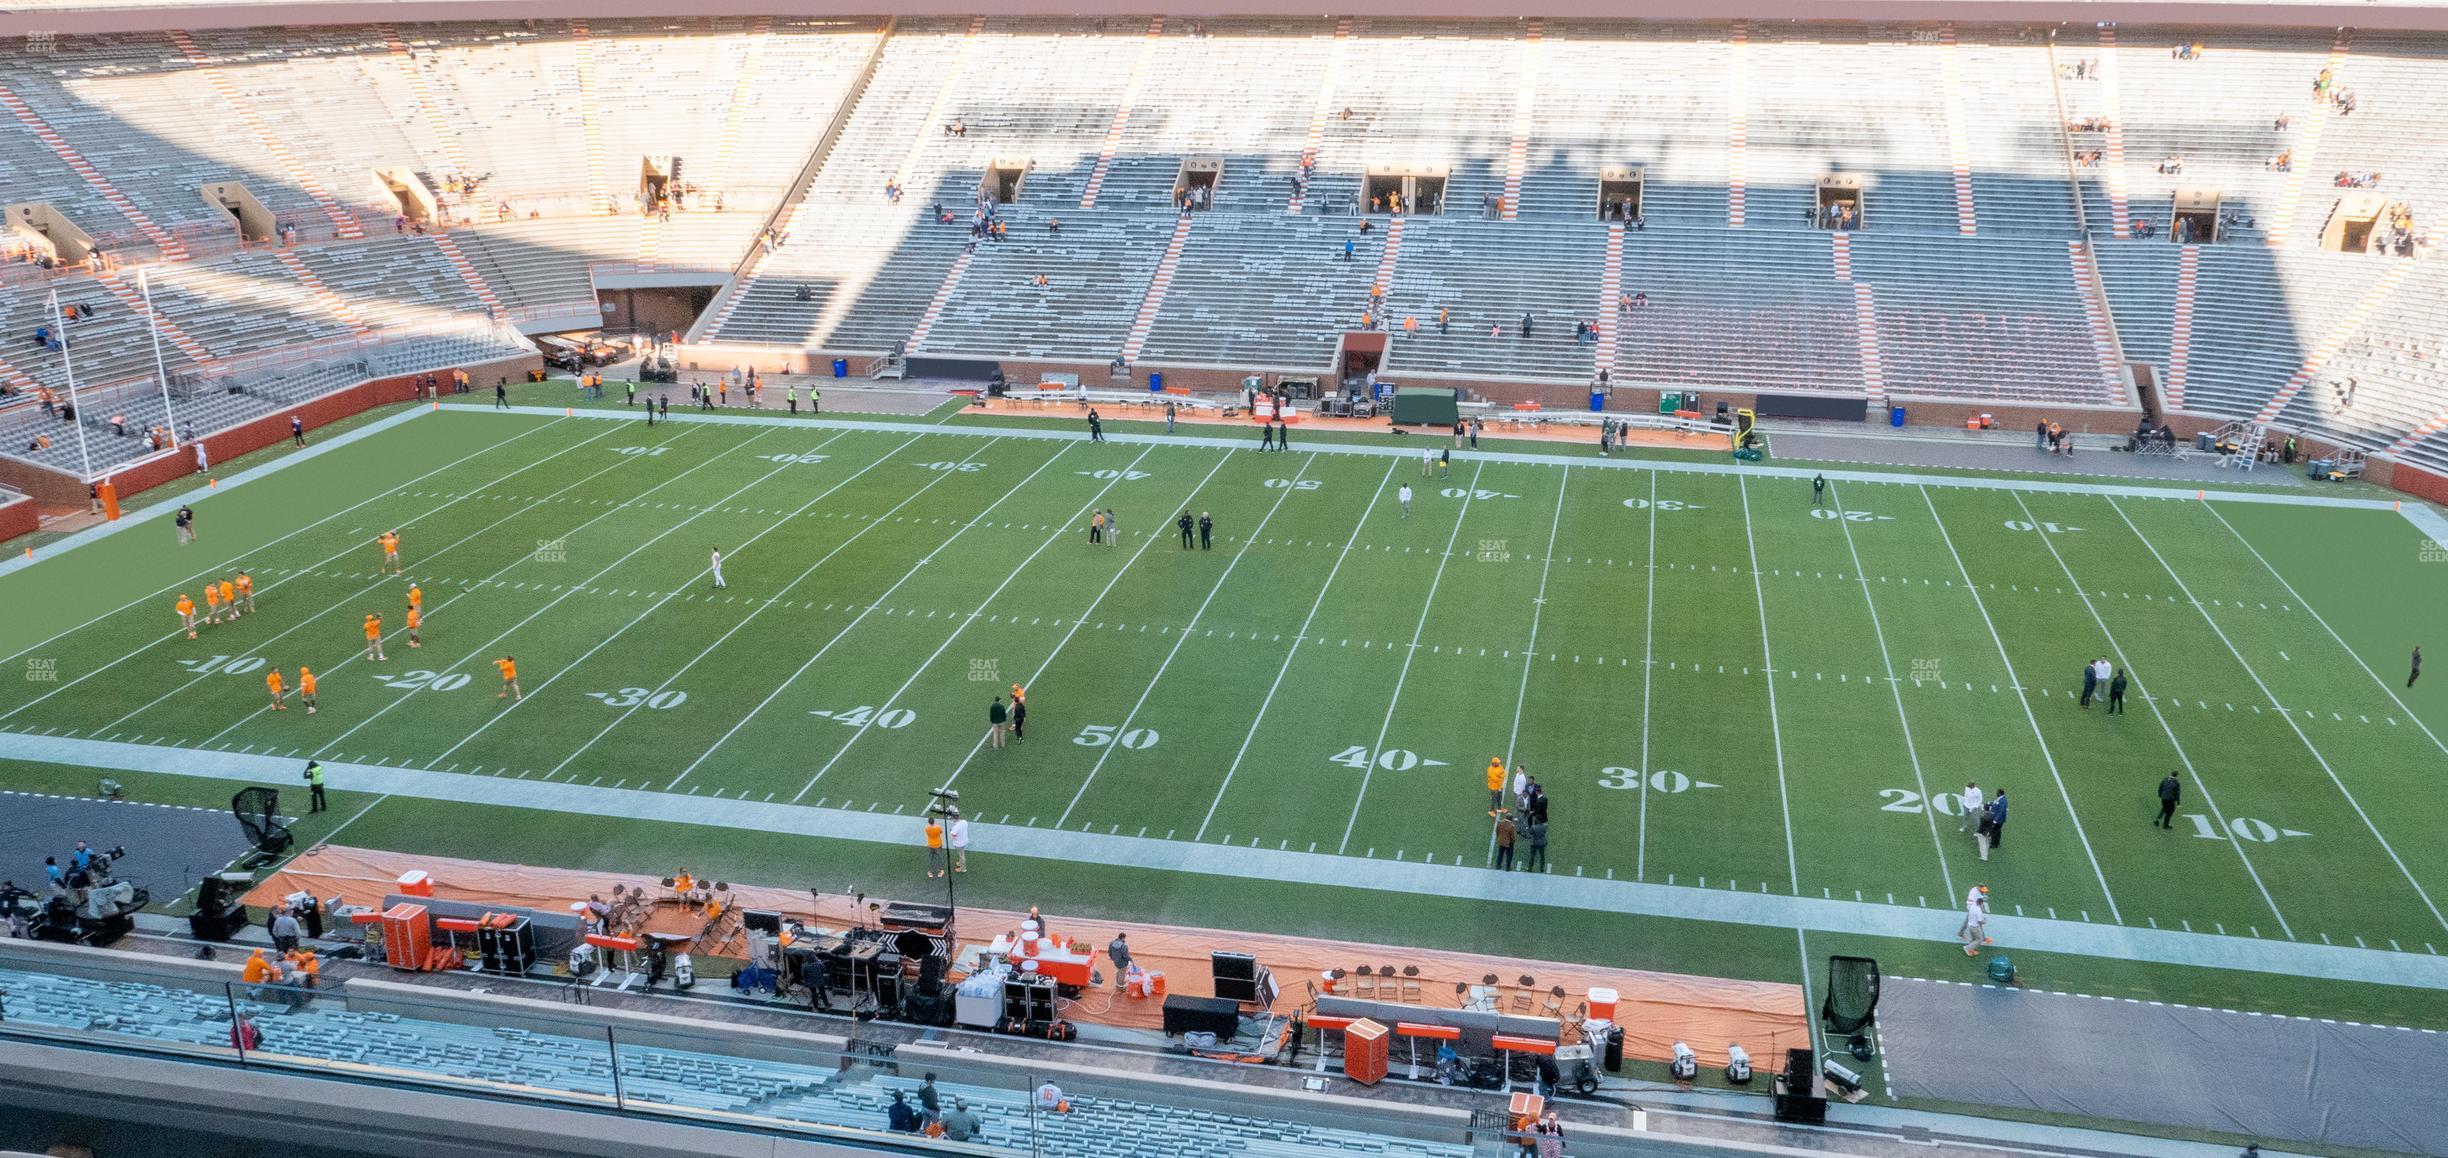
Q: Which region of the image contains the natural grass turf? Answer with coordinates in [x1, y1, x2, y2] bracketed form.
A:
[4, 405, 2448, 1035]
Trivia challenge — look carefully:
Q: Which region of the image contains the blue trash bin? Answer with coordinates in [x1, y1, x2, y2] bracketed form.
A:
[1890, 405, 1907, 428]
[1148, 371, 1164, 393]
[831, 358, 848, 379]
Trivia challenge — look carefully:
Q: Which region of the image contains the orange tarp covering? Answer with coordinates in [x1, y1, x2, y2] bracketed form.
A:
[251, 846, 1803, 1065]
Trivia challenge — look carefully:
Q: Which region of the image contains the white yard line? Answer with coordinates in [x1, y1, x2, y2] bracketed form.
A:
[2108, 496, 2448, 935]
[1830, 480, 1956, 902]
[1735, 476, 1804, 896]
[2006, 491, 2280, 935]
[151, 423, 720, 744]
[2201, 502, 2448, 765]
[653, 437, 1041, 790]
[1917, 485, 2123, 922]
[1052, 452, 1313, 828]
[3, 419, 618, 724]
[1636, 470, 1658, 882]
[1193, 459, 1399, 841]
[1490, 465, 1568, 867]
[325, 428, 891, 763]
[784, 445, 1154, 800]
[571, 437, 1063, 788]
[932, 450, 1241, 797]
[0, 415, 570, 658]
[1336, 463, 1484, 855]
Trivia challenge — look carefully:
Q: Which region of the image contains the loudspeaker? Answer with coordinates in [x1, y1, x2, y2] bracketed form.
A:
[1774, 1048, 1827, 1124]
[1213, 951, 1257, 984]
[743, 909, 783, 936]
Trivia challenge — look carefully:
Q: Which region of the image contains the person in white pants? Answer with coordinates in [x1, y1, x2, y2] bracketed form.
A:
[1957, 885, 1992, 955]
[710, 548, 726, 589]
[1957, 782, 1983, 835]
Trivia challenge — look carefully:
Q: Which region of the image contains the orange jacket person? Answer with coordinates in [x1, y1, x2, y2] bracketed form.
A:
[265, 667, 287, 711]
[405, 605, 422, 648]
[176, 594, 198, 639]
[202, 582, 223, 625]
[234, 571, 255, 614]
[379, 531, 401, 573]
[363, 613, 385, 662]
[219, 578, 239, 620]
[298, 666, 317, 715]
[406, 583, 422, 613]
[495, 656, 521, 700]
[1486, 757, 1506, 816]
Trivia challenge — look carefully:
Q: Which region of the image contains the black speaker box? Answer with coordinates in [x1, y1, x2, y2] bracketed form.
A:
[1212, 951, 1258, 984]
[743, 909, 783, 936]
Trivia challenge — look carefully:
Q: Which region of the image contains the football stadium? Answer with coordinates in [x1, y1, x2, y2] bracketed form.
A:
[1, 0, 2446, 1154]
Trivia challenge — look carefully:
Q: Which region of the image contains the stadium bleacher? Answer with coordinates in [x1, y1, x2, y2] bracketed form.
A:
[8, 16, 2448, 477]
[0, 963, 1468, 1157]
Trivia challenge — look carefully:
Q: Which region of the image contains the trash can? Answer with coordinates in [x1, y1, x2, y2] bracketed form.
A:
[2307, 458, 2333, 480]
[1590, 388, 1607, 412]
[1889, 406, 1906, 428]
[1148, 371, 1164, 392]
[831, 358, 847, 378]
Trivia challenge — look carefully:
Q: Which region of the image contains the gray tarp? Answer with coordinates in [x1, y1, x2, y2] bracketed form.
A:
[1879, 977, 2446, 1155]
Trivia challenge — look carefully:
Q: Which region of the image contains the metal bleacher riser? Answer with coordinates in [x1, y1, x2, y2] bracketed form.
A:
[10, 19, 2448, 462]
[0, 964, 1466, 1157]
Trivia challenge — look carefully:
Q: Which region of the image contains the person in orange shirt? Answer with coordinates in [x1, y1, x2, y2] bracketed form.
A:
[379, 531, 401, 574]
[218, 578, 239, 620]
[202, 582, 223, 626]
[1486, 756, 1507, 817]
[363, 613, 385, 662]
[495, 655, 520, 700]
[924, 817, 946, 879]
[175, 594, 198, 639]
[265, 667, 287, 711]
[298, 666, 317, 715]
[241, 949, 274, 987]
[405, 605, 422, 648]
[406, 583, 422, 615]
[234, 571, 255, 615]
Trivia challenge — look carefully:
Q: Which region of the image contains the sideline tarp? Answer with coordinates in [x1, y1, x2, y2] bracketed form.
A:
[1880, 977, 2446, 1155]
[250, 845, 1803, 1063]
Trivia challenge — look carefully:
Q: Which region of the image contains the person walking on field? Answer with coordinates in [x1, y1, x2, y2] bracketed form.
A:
[1089, 509, 1105, 546]
[1524, 817, 1548, 873]
[987, 695, 1009, 749]
[1102, 508, 1119, 548]
[2155, 771, 2181, 828]
[1398, 483, 1413, 517]
[1494, 810, 1517, 871]
[2080, 658, 2100, 708]
[2108, 667, 2128, 714]
[1957, 885, 1992, 955]
[710, 548, 726, 590]
[1980, 789, 2009, 858]
[1009, 694, 1026, 741]
[1957, 781, 1982, 835]
[947, 810, 970, 873]
[2412, 645, 2423, 688]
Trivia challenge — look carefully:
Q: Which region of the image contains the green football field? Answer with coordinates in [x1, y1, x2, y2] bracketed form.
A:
[6, 393, 2448, 1053]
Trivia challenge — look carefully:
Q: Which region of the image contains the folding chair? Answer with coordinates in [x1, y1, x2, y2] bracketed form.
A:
[1511, 975, 1537, 1014]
